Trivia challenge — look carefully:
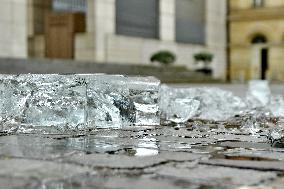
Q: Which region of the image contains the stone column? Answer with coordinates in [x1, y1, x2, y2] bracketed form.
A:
[159, 0, 175, 41]
[206, 0, 227, 79]
[0, 0, 29, 58]
[86, 0, 115, 62]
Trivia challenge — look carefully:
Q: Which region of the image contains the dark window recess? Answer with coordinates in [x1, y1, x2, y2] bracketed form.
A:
[53, 0, 86, 13]
[175, 0, 206, 44]
[251, 35, 267, 44]
[252, 0, 265, 8]
[116, 0, 159, 39]
[261, 48, 268, 80]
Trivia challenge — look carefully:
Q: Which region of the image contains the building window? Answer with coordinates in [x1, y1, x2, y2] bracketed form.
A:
[52, 0, 86, 13]
[175, 0, 206, 44]
[116, 0, 159, 39]
[251, 34, 267, 44]
[252, 0, 265, 8]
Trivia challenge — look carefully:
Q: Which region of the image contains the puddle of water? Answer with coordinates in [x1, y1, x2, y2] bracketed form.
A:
[134, 148, 159, 156]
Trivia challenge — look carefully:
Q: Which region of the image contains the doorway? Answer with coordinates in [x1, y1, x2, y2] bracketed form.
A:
[260, 48, 268, 80]
[251, 34, 268, 80]
[45, 0, 86, 59]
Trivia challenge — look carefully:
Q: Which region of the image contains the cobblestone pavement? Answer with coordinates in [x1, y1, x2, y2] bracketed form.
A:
[0, 124, 284, 189]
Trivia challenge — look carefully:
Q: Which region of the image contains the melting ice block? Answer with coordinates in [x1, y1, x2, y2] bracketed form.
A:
[0, 75, 31, 132]
[160, 85, 246, 122]
[268, 95, 284, 118]
[20, 74, 87, 133]
[0, 74, 160, 133]
[160, 85, 200, 123]
[268, 124, 284, 148]
[246, 80, 271, 107]
[83, 74, 160, 128]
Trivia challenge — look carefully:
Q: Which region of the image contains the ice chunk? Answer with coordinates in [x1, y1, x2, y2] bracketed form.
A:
[160, 85, 246, 122]
[20, 74, 87, 133]
[240, 114, 261, 135]
[82, 74, 160, 128]
[0, 75, 31, 132]
[160, 85, 200, 123]
[268, 95, 284, 118]
[246, 80, 271, 107]
[0, 74, 160, 133]
[168, 98, 200, 123]
[268, 125, 284, 148]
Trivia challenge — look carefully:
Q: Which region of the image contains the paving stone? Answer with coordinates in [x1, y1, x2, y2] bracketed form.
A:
[265, 177, 284, 189]
[0, 177, 39, 189]
[221, 148, 284, 161]
[41, 174, 228, 189]
[156, 164, 277, 186]
[63, 152, 207, 169]
[0, 159, 94, 181]
[200, 159, 284, 172]
[0, 135, 82, 159]
[219, 141, 272, 150]
[236, 186, 273, 189]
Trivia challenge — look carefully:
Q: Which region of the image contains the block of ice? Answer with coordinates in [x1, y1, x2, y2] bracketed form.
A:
[81, 74, 160, 128]
[168, 98, 200, 123]
[268, 125, 284, 148]
[160, 85, 246, 122]
[19, 74, 87, 133]
[240, 115, 261, 135]
[0, 74, 160, 133]
[246, 80, 271, 107]
[0, 75, 31, 132]
[268, 95, 284, 118]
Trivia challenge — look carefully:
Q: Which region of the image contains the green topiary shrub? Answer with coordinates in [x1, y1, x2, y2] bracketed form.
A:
[150, 50, 176, 66]
[193, 52, 214, 63]
[193, 52, 214, 75]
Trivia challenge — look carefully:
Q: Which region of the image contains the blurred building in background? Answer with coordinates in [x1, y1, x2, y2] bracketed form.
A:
[229, 0, 284, 82]
[0, 0, 227, 79]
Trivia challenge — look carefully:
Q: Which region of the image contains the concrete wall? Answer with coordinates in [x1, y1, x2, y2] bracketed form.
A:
[0, 0, 28, 58]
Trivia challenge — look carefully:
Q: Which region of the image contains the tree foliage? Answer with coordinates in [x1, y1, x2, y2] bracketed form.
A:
[150, 50, 176, 65]
[193, 52, 214, 63]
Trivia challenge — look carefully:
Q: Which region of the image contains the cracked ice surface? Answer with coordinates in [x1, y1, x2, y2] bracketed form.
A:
[82, 74, 160, 128]
[160, 84, 246, 122]
[0, 74, 160, 133]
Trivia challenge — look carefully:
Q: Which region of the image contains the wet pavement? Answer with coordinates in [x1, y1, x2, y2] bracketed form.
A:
[0, 123, 284, 189]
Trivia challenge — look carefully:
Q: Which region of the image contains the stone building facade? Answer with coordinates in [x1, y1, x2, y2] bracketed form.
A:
[0, 0, 227, 79]
[229, 0, 284, 82]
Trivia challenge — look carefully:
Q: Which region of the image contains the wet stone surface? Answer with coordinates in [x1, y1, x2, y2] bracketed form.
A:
[0, 124, 284, 189]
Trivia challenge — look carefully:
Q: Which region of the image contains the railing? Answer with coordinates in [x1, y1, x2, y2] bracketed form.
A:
[52, 0, 86, 13]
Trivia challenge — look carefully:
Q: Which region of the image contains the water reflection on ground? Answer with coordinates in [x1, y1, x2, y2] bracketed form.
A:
[0, 122, 284, 189]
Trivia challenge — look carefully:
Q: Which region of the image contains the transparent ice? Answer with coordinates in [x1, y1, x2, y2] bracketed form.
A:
[268, 123, 284, 147]
[160, 85, 246, 122]
[268, 95, 284, 118]
[20, 74, 87, 133]
[83, 74, 160, 128]
[0, 75, 31, 132]
[246, 80, 271, 107]
[0, 74, 160, 133]
[240, 114, 261, 135]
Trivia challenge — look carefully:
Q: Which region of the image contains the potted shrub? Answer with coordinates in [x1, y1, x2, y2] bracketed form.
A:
[193, 52, 214, 74]
[150, 50, 176, 66]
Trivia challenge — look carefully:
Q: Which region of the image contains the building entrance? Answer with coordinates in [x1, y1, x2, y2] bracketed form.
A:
[45, 0, 86, 59]
[260, 48, 268, 80]
[251, 34, 268, 80]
